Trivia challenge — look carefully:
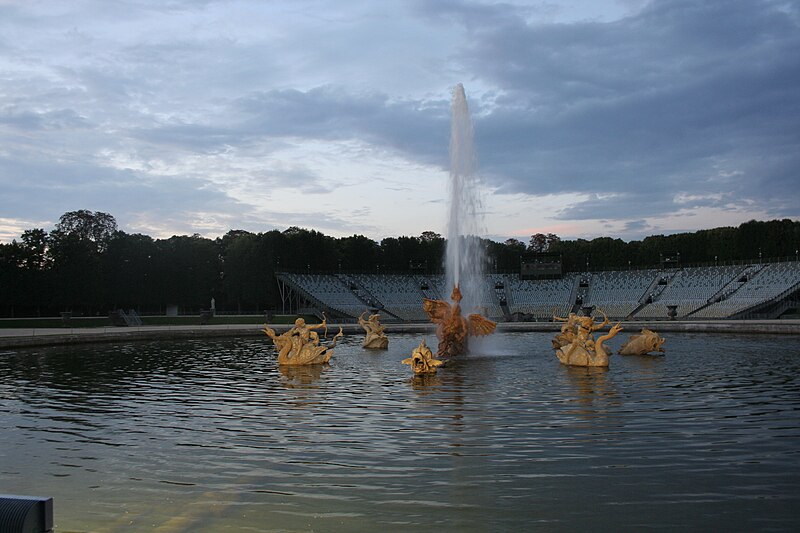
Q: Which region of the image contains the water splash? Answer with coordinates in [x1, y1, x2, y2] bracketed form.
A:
[445, 83, 486, 313]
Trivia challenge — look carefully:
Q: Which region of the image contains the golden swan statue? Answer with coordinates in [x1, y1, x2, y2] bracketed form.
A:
[555, 323, 623, 367]
[552, 308, 622, 367]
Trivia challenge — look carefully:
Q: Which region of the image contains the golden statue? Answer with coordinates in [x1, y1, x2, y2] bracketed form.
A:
[556, 323, 623, 367]
[402, 339, 444, 374]
[618, 329, 666, 356]
[552, 308, 622, 367]
[263, 316, 343, 365]
[554, 309, 612, 353]
[358, 311, 389, 349]
[551, 311, 579, 348]
[423, 284, 496, 358]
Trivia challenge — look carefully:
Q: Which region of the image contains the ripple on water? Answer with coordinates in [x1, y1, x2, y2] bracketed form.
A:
[1, 332, 799, 531]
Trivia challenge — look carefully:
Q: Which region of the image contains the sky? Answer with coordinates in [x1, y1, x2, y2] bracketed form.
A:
[1, 0, 798, 245]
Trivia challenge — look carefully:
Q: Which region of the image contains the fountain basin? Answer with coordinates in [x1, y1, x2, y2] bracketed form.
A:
[1, 332, 799, 531]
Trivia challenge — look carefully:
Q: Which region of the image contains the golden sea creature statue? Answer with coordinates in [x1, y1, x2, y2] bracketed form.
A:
[552, 308, 622, 367]
[402, 339, 444, 374]
[423, 284, 496, 358]
[618, 328, 666, 356]
[263, 316, 343, 365]
[358, 311, 389, 349]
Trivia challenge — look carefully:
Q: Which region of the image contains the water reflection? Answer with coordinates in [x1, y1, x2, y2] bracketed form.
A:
[562, 365, 615, 418]
[278, 363, 327, 386]
[409, 373, 443, 390]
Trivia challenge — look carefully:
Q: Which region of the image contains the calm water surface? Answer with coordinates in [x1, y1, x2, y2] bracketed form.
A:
[1, 332, 799, 532]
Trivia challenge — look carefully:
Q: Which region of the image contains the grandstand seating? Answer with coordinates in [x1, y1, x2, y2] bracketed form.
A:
[634, 265, 745, 319]
[504, 273, 578, 320]
[278, 262, 800, 322]
[584, 269, 659, 319]
[354, 274, 430, 321]
[281, 273, 368, 318]
[691, 262, 800, 318]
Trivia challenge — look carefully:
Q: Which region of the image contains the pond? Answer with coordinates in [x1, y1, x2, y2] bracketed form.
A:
[1, 331, 799, 532]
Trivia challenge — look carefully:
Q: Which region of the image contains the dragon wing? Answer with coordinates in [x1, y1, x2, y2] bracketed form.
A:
[423, 298, 450, 321]
[467, 314, 497, 337]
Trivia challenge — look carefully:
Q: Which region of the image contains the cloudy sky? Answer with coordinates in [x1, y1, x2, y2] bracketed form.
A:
[1, 0, 798, 244]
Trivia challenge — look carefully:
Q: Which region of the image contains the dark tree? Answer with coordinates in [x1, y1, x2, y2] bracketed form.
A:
[338, 235, 380, 271]
[528, 233, 561, 253]
[2, 211, 798, 318]
[54, 210, 117, 251]
[219, 230, 274, 314]
[102, 232, 158, 312]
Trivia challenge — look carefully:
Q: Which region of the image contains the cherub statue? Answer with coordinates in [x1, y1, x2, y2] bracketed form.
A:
[556, 323, 623, 367]
[423, 284, 496, 358]
[552, 311, 579, 348]
[618, 329, 666, 356]
[402, 339, 444, 374]
[574, 309, 611, 355]
[263, 316, 343, 365]
[358, 311, 389, 349]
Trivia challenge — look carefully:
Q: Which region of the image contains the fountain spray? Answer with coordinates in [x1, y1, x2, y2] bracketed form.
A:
[421, 84, 496, 359]
[445, 83, 486, 313]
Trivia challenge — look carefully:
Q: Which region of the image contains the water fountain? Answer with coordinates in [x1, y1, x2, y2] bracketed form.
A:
[423, 84, 496, 357]
[446, 83, 485, 310]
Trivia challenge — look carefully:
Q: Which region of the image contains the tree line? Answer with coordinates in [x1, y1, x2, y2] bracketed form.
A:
[1, 210, 798, 317]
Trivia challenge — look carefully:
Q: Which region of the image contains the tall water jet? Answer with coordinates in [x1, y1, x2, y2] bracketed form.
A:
[423, 84, 496, 359]
[446, 83, 486, 314]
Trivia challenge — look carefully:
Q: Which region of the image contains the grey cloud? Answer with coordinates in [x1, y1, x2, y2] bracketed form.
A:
[553, 193, 681, 221]
[258, 210, 380, 237]
[0, 156, 242, 227]
[1, 0, 797, 243]
[129, 122, 244, 151]
[262, 163, 333, 195]
[430, 0, 800, 222]
[233, 86, 450, 163]
[0, 107, 90, 130]
[623, 219, 650, 233]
